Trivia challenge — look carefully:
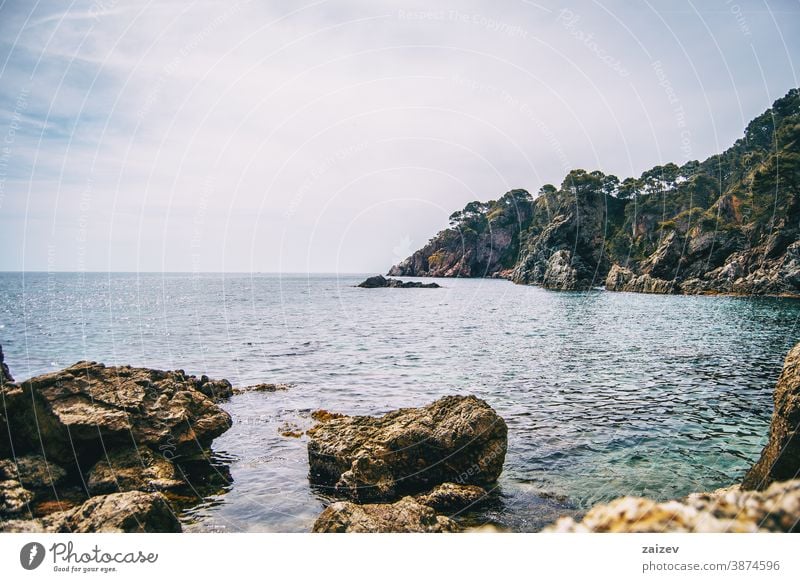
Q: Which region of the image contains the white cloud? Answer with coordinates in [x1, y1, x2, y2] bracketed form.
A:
[0, 0, 798, 272]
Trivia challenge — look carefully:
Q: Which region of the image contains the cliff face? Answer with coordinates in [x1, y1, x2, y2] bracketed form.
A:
[388, 189, 534, 278]
[389, 88, 800, 295]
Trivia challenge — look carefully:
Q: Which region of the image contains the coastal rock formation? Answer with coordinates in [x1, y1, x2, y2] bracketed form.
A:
[357, 274, 440, 288]
[0, 351, 233, 532]
[604, 264, 676, 294]
[0, 491, 182, 533]
[86, 448, 184, 494]
[743, 342, 800, 490]
[0, 455, 66, 488]
[389, 89, 800, 296]
[544, 479, 800, 532]
[307, 395, 507, 502]
[511, 187, 626, 290]
[0, 361, 232, 471]
[312, 496, 460, 533]
[388, 189, 534, 279]
[413, 482, 488, 512]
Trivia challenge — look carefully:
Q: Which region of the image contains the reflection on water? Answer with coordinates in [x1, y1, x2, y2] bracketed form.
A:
[1, 273, 798, 531]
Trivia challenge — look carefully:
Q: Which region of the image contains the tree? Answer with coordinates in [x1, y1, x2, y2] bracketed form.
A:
[617, 177, 641, 199]
[561, 169, 603, 196]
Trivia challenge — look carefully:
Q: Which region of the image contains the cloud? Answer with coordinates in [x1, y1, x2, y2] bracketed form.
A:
[0, 0, 798, 272]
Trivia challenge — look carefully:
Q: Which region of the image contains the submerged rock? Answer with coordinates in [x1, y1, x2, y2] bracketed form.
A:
[307, 395, 507, 502]
[233, 382, 290, 395]
[743, 342, 800, 490]
[0, 455, 67, 489]
[0, 361, 232, 471]
[544, 479, 800, 533]
[86, 447, 184, 495]
[357, 274, 440, 288]
[312, 496, 459, 533]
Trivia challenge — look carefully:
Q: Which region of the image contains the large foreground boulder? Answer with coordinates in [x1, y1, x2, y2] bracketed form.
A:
[545, 479, 800, 532]
[743, 343, 800, 490]
[307, 395, 507, 502]
[312, 496, 459, 533]
[0, 361, 232, 471]
[0, 491, 182, 533]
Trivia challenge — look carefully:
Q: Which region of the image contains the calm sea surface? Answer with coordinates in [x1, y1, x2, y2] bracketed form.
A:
[1, 272, 798, 531]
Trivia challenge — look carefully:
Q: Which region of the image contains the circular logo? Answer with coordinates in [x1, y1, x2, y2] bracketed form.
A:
[20, 542, 46, 570]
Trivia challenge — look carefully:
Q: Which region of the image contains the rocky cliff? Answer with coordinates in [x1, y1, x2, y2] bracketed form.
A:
[389, 88, 800, 295]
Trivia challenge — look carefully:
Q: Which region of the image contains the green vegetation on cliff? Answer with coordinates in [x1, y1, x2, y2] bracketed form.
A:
[389, 88, 800, 295]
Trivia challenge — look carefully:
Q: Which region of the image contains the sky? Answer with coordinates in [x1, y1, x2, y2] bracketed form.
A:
[0, 0, 798, 273]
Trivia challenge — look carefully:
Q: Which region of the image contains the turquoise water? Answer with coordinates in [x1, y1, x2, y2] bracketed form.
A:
[1, 272, 798, 531]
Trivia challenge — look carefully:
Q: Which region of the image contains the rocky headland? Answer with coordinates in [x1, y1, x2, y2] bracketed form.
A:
[389, 88, 800, 296]
[0, 349, 235, 532]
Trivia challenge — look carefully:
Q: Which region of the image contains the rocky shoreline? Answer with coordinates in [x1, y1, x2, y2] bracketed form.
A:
[2, 338, 799, 533]
[0, 350, 236, 532]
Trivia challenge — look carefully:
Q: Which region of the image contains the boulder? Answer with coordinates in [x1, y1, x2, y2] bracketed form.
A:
[1, 491, 183, 533]
[86, 447, 184, 495]
[193, 374, 233, 402]
[357, 274, 389, 288]
[743, 343, 800, 490]
[0, 455, 67, 488]
[312, 496, 459, 533]
[0, 479, 33, 515]
[413, 482, 488, 512]
[0, 361, 232, 471]
[46, 490, 182, 533]
[544, 479, 800, 533]
[307, 395, 507, 502]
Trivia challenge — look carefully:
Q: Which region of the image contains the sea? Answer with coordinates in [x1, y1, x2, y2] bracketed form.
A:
[1, 272, 798, 531]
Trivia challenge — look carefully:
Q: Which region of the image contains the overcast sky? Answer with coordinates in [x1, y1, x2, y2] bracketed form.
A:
[0, 0, 798, 273]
